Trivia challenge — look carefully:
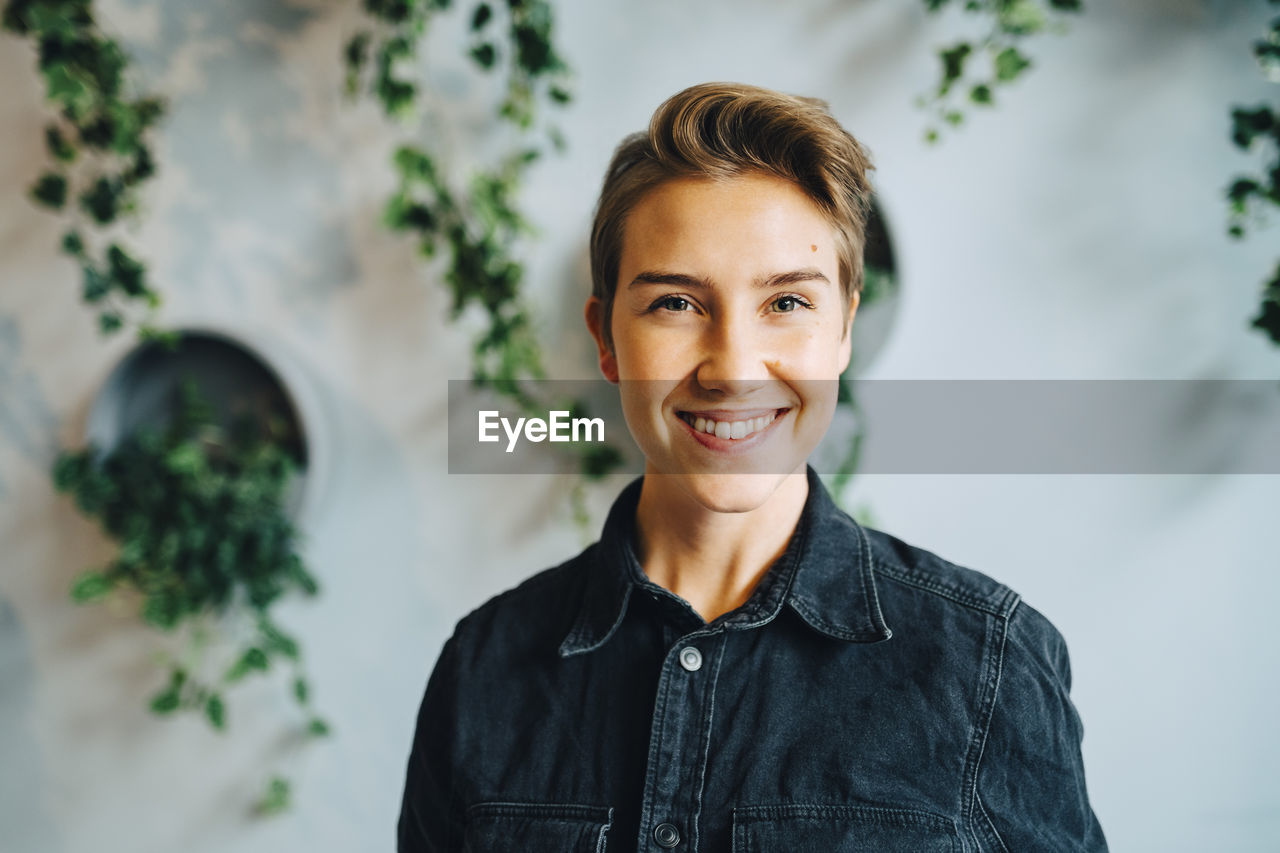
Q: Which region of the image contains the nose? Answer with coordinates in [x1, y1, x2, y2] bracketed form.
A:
[694, 310, 772, 396]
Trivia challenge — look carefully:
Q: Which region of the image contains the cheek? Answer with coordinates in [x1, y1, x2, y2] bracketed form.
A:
[618, 327, 691, 378]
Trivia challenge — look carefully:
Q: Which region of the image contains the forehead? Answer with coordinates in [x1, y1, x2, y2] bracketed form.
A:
[618, 173, 838, 280]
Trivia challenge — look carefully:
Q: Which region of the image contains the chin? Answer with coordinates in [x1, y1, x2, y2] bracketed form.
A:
[660, 469, 801, 516]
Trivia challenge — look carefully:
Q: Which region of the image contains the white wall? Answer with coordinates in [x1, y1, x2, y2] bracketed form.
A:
[1, 0, 1277, 850]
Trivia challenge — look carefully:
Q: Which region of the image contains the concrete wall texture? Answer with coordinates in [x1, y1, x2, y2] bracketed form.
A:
[1, 0, 1278, 850]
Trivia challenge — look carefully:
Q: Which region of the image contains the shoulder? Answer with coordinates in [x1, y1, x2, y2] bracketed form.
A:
[861, 524, 1021, 619]
[445, 542, 597, 652]
[861, 523, 1072, 680]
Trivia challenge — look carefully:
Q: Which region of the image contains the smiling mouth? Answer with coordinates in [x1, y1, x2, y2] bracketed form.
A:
[676, 408, 789, 440]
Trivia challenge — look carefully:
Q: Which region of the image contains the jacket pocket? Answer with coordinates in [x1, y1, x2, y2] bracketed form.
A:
[732, 803, 960, 853]
[463, 802, 614, 853]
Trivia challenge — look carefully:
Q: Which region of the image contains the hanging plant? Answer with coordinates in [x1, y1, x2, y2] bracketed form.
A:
[53, 373, 328, 815]
[2, 0, 171, 341]
[344, 0, 626, 504]
[917, 0, 1082, 144]
[1227, 2, 1280, 345]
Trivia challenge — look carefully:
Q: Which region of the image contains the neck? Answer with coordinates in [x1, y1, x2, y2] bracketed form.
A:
[632, 468, 809, 623]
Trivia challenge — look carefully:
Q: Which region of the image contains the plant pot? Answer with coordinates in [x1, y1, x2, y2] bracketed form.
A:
[84, 323, 329, 523]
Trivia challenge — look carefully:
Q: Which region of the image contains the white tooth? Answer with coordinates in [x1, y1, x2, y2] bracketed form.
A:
[715, 421, 731, 439]
[703, 419, 716, 434]
[694, 416, 706, 433]
[754, 416, 766, 432]
[730, 420, 747, 439]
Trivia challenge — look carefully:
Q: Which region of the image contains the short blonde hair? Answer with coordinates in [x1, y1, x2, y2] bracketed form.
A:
[589, 82, 875, 352]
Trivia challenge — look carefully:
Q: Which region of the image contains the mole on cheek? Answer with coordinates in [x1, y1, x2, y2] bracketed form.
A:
[811, 244, 817, 252]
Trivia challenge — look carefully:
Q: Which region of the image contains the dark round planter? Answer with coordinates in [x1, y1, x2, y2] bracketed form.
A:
[84, 324, 328, 522]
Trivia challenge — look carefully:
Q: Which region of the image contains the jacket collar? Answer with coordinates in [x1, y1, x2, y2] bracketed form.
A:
[558, 465, 892, 657]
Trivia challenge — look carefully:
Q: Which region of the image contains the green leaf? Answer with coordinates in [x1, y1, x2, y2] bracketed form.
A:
[258, 618, 299, 661]
[31, 173, 67, 209]
[471, 3, 493, 30]
[82, 266, 110, 302]
[79, 176, 123, 225]
[254, 776, 291, 816]
[996, 0, 1046, 36]
[994, 47, 1032, 82]
[98, 312, 123, 334]
[43, 63, 96, 120]
[142, 590, 182, 628]
[70, 570, 113, 602]
[969, 84, 993, 105]
[1227, 178, 1261, 204]
[377, 77, 415, 117]
[150, 691, 180, 714]
[106, 243, 146, 296]
[392, 146, 435, 182]
[62, 229, 86, 257]
[124, 145, 155, 184]
[579, 443, 623, 479]
[293, 677, 309, 705]
[344, 32, 370, 71]
[1252, 294, 1280, 346]
[307, 717, 331, 737]
[44, 124, 76, 162]
[206, 694, 226, 729]
[134, 96, 166, 129]
[225, 646, 270, 683]
[1252, 261, 1280, 346]
[164, 442, 205, 477]
[52, 450, 88, 492]
[937, 43, 972, 96]
[287, 556, 319, 596]
[1230, 107, 1274, 149]
[470, 42, 496, 69]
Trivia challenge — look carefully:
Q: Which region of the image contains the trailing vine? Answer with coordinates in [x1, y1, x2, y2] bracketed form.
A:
[2, 0, 172, 342]
[52, 373, 329, 814]
[4, 0, 329, 814]
[917, 0, 1082, 144]
[344, 0, 624, 504]
[1227, 1, 1280, 346]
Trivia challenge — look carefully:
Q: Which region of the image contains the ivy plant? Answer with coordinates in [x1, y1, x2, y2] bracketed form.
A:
[345, 0, 624, 506]
[917, 0, 1082, 144]
[52, 376, 328, 815]
[2, 0, 172, 342]
[1227, 1, 1280, 345]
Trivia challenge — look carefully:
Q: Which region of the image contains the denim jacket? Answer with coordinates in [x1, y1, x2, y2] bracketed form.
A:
[398, 467, 1108, 852]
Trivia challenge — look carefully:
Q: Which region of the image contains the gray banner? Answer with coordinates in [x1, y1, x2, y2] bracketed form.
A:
[447, 379, 1280, 475]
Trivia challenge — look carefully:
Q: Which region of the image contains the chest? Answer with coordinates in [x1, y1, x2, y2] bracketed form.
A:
[451, 610, 992, 852]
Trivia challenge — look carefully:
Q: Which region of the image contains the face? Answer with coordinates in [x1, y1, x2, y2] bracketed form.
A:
[585, 172, 859, 513]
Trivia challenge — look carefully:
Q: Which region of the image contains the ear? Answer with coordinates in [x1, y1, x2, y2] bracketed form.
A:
[584, 296, 620, 384]
[837, 290, 860, 375]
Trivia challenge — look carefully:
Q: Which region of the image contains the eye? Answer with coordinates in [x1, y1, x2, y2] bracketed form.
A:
[650, 294, 695, 313]
[771, 294, 814, 313]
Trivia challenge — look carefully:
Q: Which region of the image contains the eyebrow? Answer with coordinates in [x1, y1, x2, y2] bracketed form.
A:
[627, 268, 831, 290]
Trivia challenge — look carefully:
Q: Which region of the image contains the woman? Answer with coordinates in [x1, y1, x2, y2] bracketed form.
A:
[398, 82, 1107, 852]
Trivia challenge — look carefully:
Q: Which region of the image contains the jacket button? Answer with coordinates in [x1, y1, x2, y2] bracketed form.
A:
[653, 822, 681, 848]
[678, 646, 702, 672]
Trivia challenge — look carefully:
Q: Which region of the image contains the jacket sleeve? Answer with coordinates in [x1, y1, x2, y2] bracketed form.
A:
[974, 602, 1109, 852]
[398, 632, 463, 853]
